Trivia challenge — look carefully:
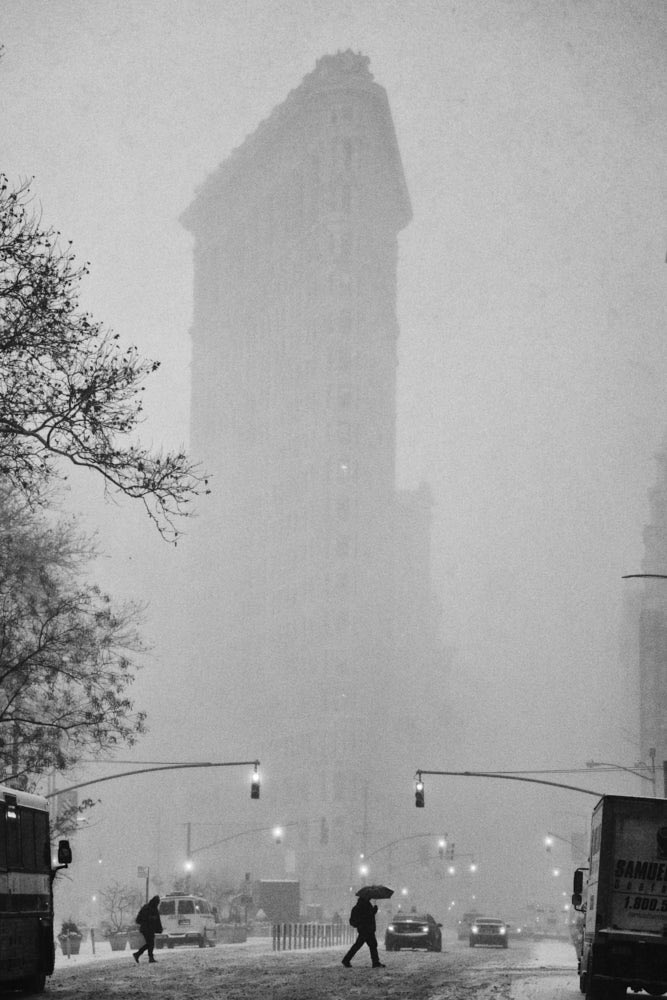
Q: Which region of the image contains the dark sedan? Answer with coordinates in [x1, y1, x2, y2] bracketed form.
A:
[385, 913, 442, 952]
[469, 917, 509, 948]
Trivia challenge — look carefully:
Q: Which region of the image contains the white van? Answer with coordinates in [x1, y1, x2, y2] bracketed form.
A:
[155, 893, 217, 948]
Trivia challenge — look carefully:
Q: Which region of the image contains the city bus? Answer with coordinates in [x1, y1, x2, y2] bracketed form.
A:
[0, 783, 72, 994]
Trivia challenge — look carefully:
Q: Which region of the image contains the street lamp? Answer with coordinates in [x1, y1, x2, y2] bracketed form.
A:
[184, 858, 194, 892]
[585, 752, 656, 796]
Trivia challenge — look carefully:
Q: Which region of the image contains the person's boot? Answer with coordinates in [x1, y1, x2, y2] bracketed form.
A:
[133, 952, 140, 963]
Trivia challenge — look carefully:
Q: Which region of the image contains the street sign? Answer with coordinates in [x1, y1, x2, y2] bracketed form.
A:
[137, 866, 148, 878]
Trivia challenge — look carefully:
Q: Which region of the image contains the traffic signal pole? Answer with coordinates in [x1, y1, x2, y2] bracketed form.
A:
[46, 759, 262, 799]
[414, 769, 604, 800]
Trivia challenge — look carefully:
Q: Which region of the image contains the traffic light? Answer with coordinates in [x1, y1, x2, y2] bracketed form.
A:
[415, 776, 425, 808]
[251, 766, 260, 799]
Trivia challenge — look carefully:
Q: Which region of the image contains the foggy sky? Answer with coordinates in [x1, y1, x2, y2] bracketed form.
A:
[2, 0, 666, 920]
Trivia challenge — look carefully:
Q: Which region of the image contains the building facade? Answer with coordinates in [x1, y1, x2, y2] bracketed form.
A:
[182, 52, 448, 909]
[636, 434, 667, 784]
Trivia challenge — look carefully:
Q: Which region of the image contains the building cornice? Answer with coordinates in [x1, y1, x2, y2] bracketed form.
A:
[181, 50, 411, 235]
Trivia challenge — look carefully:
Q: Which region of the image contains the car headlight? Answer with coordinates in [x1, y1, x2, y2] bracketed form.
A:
[422, 926, 429, 932]
[499, 927, 506, 935]
[471, 926, 479, 934]
[387, 925, 395, 932]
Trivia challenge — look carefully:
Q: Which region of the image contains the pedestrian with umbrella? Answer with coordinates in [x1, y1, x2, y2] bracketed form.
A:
[342, 885, 393, 969]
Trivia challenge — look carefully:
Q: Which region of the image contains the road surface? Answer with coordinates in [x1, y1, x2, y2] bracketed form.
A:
[50, 932, 580, 1000]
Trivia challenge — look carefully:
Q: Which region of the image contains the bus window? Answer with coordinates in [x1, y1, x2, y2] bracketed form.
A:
[6, 805, 20, 868]
[0, 805, 6, 868]
[179, 900, 195, 914]
[35, 811, 50, 871]
[22, 809, 37, 870]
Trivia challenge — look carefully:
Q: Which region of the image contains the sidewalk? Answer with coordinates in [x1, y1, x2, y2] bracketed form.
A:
[55, 938, 140, 970]
[54, 935, 276, 970]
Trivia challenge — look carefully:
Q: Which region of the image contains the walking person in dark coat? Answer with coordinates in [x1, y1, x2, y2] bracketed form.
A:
[133, 895, 163, 964]
[342, 895, 385, 968]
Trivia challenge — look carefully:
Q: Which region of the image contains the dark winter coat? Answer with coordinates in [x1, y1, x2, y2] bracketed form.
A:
[137, 896, 163, 935]
[352, 897, 377, 933]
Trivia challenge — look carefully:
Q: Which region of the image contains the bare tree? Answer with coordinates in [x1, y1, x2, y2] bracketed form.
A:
[0, 174, 207, 542]
[0, 488, 147, 788]
[100, 880, 143, 935]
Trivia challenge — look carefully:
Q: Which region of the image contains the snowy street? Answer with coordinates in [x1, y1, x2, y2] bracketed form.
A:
[49, 933, 579, 1000]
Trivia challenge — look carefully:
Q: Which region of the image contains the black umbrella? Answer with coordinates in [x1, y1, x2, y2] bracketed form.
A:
[355, 884, 394, 900]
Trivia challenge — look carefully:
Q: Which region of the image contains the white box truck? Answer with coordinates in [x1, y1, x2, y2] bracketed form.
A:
[572, 794, 667, 999]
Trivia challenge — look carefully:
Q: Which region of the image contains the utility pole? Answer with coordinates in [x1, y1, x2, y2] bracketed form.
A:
[185, 822, 192, 892]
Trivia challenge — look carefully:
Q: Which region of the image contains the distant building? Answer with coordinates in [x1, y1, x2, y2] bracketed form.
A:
[635, 434, 667, 786]
[182, 52, 449, 910]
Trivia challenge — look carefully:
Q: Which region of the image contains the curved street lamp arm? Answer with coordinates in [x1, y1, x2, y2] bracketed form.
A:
[191, 821, 298, 856]
[365, 832, 444, 859]
[586, 760, 654, 783]
[546, 830, 580, 849]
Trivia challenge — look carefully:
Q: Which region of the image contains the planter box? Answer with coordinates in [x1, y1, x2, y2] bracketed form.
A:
[108, 933, 127, 951]
[58, 934, 82, 955]
[127, 931, 145, 949]
[217, 925, 247, 943]
[247, 921, 272, 937]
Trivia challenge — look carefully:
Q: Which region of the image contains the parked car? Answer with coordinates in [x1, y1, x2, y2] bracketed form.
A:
[155, 893, 217, 949]
[385, 913, 442, 952]
[469, 917, 508, 948]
